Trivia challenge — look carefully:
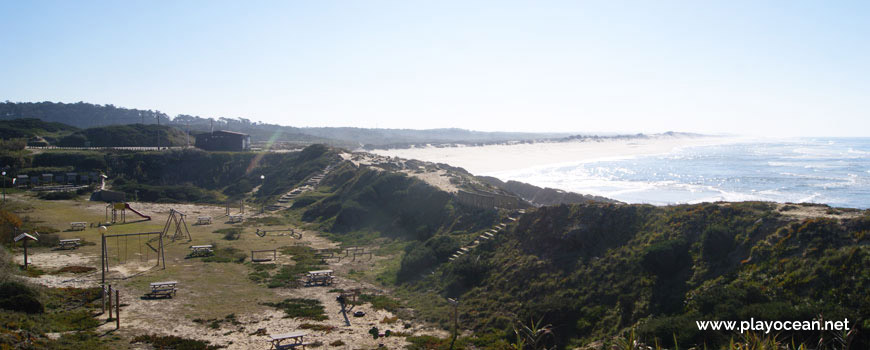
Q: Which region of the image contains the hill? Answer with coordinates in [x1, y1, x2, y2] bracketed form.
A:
[56, 124, 189, 147]
[1, 144, 868, 349]
[479, 176, 619, 206]
[0, 118, 78, 144]
[1, 101, 567, 148]
[262, 148, 870, 348]
[398, 202, 870, 348]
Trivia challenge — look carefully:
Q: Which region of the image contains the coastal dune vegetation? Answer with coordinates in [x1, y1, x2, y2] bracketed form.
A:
[0, 141, 867, 349]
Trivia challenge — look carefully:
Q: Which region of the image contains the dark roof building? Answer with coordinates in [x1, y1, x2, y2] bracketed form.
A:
[194, 130, 251, 151]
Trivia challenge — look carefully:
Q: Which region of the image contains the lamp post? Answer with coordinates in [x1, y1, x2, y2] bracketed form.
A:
[448, 297, 459, 350]
[1, 170, 6, 204]
[259, 175, 265, 214]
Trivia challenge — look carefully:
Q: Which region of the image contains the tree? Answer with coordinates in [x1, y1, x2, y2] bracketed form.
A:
[0, 210, 22, 245]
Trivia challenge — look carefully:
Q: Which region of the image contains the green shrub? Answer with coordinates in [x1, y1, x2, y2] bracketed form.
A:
[202, 247, 245, 263]
[213, 228, 242, 240]
[0, 294, 44, 314]
[130, 334, 222, 350]
[425, 235, 460, 261]
[398, 243, 436, 282]
[262, 298, 327, 320]
[641, 238, 690, 276]
[0, 281, 43, 314]
[359, 294, 402, 313]
[37, 191, 79, 200]
[291, 196, 318, 208]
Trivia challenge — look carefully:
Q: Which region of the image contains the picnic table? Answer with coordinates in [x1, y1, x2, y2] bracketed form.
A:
[70, 222, 87, 231]
[145, 281, 177, 298]
[305, 270, 334, 286]
[269, 331, 311, 350]
[228, 215, 243, 223]
[58, 238, 81, 250]
[189, 245, 214, 257]
[196, 216, 212, 225]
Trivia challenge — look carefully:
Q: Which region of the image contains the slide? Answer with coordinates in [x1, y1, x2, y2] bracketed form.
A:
[124, 203, 151, 221]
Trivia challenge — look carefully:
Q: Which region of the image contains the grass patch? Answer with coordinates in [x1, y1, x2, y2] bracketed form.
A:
[242, 216, 285, 227]
[55, 266, 96, 274]
[43, 287, 102, 310]
[37, 191, 80, 200]
[212, 227, 242, 241]
[0, 285, 105, 350]
[262, 298, 327, 321]
[202, 246, 246, 263]
[359, 294, 402, 313]
[299, 323, 336, 333]
[192, 314, 241, 330]
[248, 246, 326, 288]
[131, 334, 223, 350]
[22, 266, 47, 277]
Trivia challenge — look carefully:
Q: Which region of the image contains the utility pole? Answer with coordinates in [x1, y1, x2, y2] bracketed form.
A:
[156, 114, 161, 149]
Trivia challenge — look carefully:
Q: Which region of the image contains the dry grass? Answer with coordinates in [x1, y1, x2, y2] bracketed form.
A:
[5, 193, 448, 349]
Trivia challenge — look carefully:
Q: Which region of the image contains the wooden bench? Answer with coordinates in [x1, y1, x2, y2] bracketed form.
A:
[196, 216, 212, 225]
[189, 245, 214, 257]
[269, 331, 311, 350]
[58, 238, 81, 250]
[70, 222, 87, 231]
[305, 270, 334, 286]
[145, 281, 177, 298]
[228, 215, 243, 223]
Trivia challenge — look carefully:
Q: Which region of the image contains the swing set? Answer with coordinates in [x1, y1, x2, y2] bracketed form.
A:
[162, 209, 192, 241]
[100, 231, 165, 285]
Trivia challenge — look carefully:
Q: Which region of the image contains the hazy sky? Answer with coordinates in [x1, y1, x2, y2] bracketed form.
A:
[1, 1, 868, 136]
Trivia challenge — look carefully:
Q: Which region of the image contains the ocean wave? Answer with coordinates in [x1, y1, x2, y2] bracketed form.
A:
[487, 138, 869, 209]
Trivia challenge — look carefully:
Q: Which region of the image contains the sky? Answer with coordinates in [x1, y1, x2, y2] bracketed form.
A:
[1, 1, 868, 137]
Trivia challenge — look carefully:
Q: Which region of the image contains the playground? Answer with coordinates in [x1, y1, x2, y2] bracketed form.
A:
[6, 194, 445, 349]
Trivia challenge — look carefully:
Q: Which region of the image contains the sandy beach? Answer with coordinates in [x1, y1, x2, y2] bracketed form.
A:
[372, 135, 747, 175]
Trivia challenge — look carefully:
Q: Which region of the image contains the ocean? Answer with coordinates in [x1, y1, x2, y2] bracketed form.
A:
[487, 138, 870, 209]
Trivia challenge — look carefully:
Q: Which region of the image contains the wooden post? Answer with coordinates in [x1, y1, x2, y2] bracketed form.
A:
[115, 290, 120, 329]
[107, 285, 112, 319]
[159, 232, 165, 269]
[101, 233, 106, 286]
[22, 240, 28, 269]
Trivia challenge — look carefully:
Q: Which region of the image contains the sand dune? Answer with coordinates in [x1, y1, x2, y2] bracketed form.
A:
[372, 135, 746, 175]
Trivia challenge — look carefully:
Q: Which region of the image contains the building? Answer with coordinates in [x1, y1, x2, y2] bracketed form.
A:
[194, 130, 251, 151]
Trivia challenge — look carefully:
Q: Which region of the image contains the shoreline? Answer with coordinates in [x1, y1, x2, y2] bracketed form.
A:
[372, 135, 751, 175]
